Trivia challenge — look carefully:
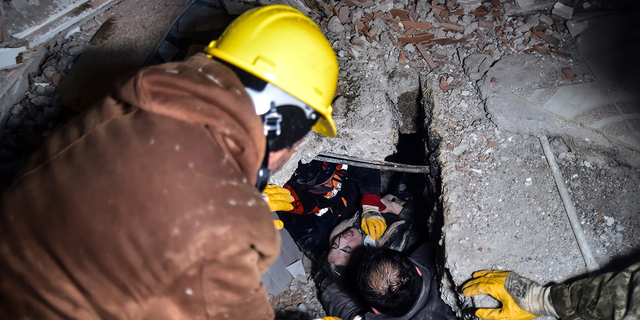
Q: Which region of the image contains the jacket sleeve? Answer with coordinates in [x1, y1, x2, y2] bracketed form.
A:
[345, 167, 385, 210]
[549, 262, 640, 320]
[320, 278, 367, 320]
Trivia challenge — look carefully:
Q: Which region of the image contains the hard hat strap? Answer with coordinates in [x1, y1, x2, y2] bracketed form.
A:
[263, 102, 283, 136]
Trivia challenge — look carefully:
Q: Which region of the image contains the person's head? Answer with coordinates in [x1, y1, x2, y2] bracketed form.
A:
[291, 160, 338, 193]
[204, 5, 339, 190]
[357, 248, 422, 317]
[328, 227, 364, 266]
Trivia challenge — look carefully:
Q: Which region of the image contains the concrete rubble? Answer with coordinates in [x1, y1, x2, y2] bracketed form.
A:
[0, 0, 638, 318]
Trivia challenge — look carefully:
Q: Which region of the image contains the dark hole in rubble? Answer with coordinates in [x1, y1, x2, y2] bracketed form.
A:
[271, 80, 446, 319]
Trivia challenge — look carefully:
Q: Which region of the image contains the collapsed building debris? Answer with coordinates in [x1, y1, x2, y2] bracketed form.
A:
[0, 0, 638, 318]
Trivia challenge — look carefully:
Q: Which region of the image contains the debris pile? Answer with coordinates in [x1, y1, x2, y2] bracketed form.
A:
[0, 18, 102, 189]
[269, 277, 326, 320]
[318, 0, 581, 96]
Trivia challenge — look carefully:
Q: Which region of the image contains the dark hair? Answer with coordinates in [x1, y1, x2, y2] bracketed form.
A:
[219, 59, 318, 152]
[357, 248, 422, 317]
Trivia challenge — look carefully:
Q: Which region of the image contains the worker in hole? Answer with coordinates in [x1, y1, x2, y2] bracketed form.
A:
[319, 243, 456, 320]
[463, 262, 640, 320]
[0, 5, 339, 319]
[264, 160, 390, 261]
[318, 177, 455, 320]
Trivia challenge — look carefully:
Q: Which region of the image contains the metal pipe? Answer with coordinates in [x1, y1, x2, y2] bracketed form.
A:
[539, 135, 600, 275]
[314, 153, 430, 173]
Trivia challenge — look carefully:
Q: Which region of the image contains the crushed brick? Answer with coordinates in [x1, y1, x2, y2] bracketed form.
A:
[562, 67, 575, 81]
[533, 30, 560, 46]
[491, 0, 505, 9]
[431, 37, 468, 45]
[478, 18, 494, 28]
[409, 8, 418, 21]
[483, 49, 494, 55]
[390, 9, 410, 20]
[52, 73, 62, 86]
[492, 10, 501, 18]
[374, 11, 383, 18]
[432, 53, 448, 59]
[487, 141, 501, 148]
[490, 77, 499, 84]
[400, 21, 431, 30]
[534, 44, 551, 55]
[471, 7, 488, 16]
[451, 8, 464, 15]
[439, 22, 464, 32]
[551, 49, 571, 57]
[399, 50, 406, 65]
[399, 33, 435, 45]
[416, 43, 438, 70]
[554, 21, 566, 33]
[455, 165, 469, 172]
[522, 47, 534, 53]
[404, 27, 417, 36]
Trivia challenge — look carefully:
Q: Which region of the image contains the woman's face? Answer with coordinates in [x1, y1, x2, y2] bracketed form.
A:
[327, 227, 363, 266]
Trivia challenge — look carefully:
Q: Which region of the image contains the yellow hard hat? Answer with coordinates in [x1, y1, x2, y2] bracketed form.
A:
[205, 5, 338, 137]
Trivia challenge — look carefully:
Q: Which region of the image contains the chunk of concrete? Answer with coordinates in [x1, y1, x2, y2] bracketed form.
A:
[566, 20, 588, 38]
[0, 47, 27, 70]
[327, 16, 344, 33]
[552, 2, 573, 20]
[539, 14, 554, 26]
[514, 0, 535, 8]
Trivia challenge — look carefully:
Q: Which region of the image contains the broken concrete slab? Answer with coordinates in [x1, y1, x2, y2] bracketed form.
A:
[6, 0, 119, 46]
[566, 19, 588, 37]
[0, 47, 28, 70]
[552, 2, 573, 20]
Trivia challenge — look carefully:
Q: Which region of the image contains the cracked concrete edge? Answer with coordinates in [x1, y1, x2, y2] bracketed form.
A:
[0, 46, 47, 129]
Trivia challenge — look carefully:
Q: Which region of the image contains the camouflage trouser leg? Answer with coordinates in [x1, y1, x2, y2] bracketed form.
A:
[550, 262, 640, 320]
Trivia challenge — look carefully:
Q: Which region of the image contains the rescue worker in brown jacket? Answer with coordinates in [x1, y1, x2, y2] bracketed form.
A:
[463, 262, 640, 320]
[0, 5, 338, 320]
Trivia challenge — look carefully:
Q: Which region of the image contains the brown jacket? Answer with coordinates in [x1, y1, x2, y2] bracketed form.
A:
[0, 54, 280, 320]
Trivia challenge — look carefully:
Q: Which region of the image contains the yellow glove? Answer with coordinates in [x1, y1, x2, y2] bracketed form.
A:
[262, 185, 294, 211]
[314, 317, 342, 320]
[360, 206, 387, 240]
[273, 219, 284, 230]
[463, 270, 555, 320]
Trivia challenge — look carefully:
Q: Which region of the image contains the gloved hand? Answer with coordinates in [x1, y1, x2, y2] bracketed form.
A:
[262, 185, 294, 211]
[313, 317, 342, 320]
[360, 205, 387, 240]
[462, 270, 557, 320]
[273, 219, 284, 230]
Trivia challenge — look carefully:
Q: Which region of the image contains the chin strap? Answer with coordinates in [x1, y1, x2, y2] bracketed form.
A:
[256, 102, 281, 192]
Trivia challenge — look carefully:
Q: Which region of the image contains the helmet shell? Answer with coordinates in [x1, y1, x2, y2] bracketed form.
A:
[205, 5, 338, 137]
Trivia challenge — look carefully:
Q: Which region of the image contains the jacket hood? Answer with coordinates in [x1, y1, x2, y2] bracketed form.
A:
[116, 54, 266, 184]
